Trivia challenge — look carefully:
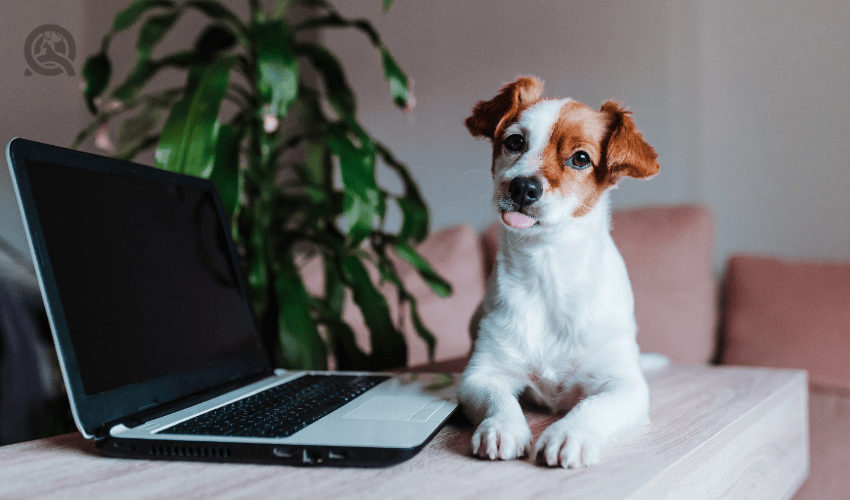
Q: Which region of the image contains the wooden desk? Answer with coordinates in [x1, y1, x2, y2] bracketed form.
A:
[0, 365, 808, 500]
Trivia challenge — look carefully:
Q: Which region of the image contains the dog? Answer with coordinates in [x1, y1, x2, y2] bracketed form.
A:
[457, 76, 660, 468]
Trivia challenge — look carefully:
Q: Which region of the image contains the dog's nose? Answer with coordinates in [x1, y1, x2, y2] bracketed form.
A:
[508, 177, 542, 208]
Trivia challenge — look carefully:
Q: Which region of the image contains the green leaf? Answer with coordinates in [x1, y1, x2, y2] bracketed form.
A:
[425, 373, 454, 391]
[296, 43, 355, 118]
[372, 252, 438, 364]
[377, 143, 428, 241]
[340, 255, 406, 370]
[115, 100, 170, 156]
[296, 13, 380, 46]
[73, 87, 183, 148]
[328, 127, 382, 245]
[113, 26, 237, 103]
[295, 11, 409, 109]
[81, 53, 112, 114]
[324, 318, 370, 371]
[186, 0, 250, 45]
[382, 0, 394, 13]
[155, 56, 237, 176]
[304, 140, 330, 187]
[112, 58, 159, 101]
[269, 0, 293, 19]
[393, 242, 452, 298]
[255, 21, 299, 118]
[408, 296, 436, 363]
[115, 135, 159, 161]
[323, 253, 346, 317]
[208, 123, 242, 219]
[194, 24, 237, 54]
[137, 10, 182, 61]
[321, 255, 370, 370]
[396, 196, 428, 242]
[185, 0, 243, 27]
[275, 252, 327, 370]
[380, 47, 409, 109]
[113, 0, 174, 32]
[247, 224, 269, 312]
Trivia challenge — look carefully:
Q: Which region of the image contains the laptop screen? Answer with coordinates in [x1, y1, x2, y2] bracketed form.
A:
[24, 158, 262, 396]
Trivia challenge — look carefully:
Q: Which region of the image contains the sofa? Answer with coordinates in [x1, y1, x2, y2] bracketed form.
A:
[334, 205, 847, 500]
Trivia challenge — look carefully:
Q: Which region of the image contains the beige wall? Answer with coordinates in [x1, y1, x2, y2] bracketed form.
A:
[697, 0, 850, 263]
[0, 1, 87, 256]
[323, 0, 850, 269]
[2, 0, 849, 270]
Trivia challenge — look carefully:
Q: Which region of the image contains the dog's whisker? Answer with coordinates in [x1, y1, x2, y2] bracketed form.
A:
[463, 186, 491, 204]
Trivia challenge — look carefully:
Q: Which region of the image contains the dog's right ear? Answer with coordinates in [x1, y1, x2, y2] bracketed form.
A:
[465, 76, 544, 140]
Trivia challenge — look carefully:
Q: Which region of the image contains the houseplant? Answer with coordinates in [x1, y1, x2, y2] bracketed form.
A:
[73, 0, 451, 371]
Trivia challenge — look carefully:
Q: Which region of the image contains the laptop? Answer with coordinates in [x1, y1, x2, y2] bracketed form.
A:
[6, 138, 457, 466]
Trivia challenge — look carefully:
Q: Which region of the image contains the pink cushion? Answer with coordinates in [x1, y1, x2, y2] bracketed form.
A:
[302, 225, 483, 367]
[611, 206, 717, 364]
[720, 255, 850, 391]
[481, 205, 717, 364]
[792, 388, 850, 500]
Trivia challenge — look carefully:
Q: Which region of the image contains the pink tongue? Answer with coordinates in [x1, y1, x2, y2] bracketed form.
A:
[502, 211, 536, 229]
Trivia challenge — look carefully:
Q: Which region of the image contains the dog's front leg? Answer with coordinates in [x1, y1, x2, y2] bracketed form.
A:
[458, 368, 531, 460]
[533, 374, 648, 468]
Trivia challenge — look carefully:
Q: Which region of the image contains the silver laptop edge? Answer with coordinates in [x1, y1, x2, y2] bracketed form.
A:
[7, 139, 96, 439]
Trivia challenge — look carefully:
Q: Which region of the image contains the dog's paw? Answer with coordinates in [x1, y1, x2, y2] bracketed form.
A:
[533, 423, 602, 468]
[471, 416, 532, 460]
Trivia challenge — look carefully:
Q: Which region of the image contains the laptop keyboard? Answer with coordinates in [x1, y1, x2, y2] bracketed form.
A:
[158, 374, 390, 439]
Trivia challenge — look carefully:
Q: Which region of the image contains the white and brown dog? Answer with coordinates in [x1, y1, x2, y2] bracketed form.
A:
[457, 76, 660, 468]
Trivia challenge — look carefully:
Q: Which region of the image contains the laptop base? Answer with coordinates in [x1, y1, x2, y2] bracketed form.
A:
[96, 429, 441, 467]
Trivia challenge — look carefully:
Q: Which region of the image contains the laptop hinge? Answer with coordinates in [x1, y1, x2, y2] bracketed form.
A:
[97, 369, 273, 439]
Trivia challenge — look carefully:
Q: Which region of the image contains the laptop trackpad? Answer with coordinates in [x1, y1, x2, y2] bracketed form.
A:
[343, 396, 442, 421]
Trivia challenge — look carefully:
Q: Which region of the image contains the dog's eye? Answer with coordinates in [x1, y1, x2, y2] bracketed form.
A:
[566, 151, 592, 170]
[504, 134, 525, 153]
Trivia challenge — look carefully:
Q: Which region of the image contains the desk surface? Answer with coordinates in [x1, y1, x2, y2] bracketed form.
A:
[0, 365, 808, 500]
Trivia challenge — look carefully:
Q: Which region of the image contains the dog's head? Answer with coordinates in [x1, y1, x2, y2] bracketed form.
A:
[466, 76, 659, 231]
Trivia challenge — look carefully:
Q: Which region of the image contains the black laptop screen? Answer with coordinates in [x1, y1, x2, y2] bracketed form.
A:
[25, 159, 262, 395]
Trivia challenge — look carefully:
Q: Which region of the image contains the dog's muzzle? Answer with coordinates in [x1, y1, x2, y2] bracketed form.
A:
[508, 177, 542, 209]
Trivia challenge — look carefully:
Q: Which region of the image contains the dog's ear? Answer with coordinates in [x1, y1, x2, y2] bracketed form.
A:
[600, 101, 659, 181]
[465, 76, 544, 140]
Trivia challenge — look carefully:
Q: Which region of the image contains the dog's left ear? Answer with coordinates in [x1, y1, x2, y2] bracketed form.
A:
[465, 76, 544, 140]
[601, 101, 659, 182]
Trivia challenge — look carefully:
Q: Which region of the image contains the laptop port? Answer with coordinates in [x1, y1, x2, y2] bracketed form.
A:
[272, 447, 294, 459]
[327, 449, 346, 460]
[301, 449, 318, 464]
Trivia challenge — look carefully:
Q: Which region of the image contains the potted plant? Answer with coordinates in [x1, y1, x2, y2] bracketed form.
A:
[74, 0, 451, 371]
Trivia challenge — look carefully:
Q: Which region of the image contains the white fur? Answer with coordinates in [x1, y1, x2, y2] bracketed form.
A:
[458, 99, 651, 468]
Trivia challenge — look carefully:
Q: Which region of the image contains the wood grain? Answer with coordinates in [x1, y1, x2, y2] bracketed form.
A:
[0, 365, 808, 500]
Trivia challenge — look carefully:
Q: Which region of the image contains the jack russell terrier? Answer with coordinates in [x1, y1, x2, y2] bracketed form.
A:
[457, 76, 660, 468]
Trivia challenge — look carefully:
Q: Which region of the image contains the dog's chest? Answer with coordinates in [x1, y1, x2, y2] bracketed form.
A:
[497, 254, 597, 338]
[523, 365, 586, 412]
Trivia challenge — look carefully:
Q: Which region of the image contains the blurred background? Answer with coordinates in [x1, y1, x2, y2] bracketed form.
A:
[2, 0, 849, 272]
[1, 0, 848, 443]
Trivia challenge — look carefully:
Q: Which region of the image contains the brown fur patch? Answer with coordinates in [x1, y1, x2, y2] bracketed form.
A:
[600, 101, 660, 181]
[536, 100, 661, 217]
[465, 76, 544, 141]
[539, 101, 609, 217]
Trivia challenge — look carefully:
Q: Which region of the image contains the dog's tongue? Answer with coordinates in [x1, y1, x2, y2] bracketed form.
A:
[502, 211, 536, 229]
